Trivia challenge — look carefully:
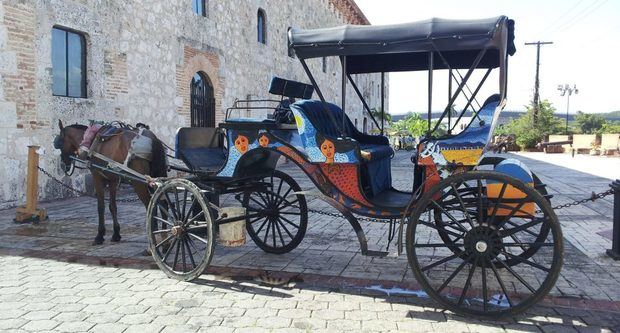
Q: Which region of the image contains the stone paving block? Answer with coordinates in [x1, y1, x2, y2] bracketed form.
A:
[196, 326, 234, 333]
[0, 318, 27, 330]
[89, 322, 128, 333]
[20, 319, 60, 331]
[84, 312, 123, 324]
[255, 317, 292, 329]
[52, 311, 90, 322]
[278, 308, 312, 319]
[311, 309, 344, 320]
[55, 321, 95, 332]
[22, 310, 58, 321]
[118, 313, 154, 325]
[160, 325, 198, 333]
[152, 314, 191, 326]
[123, 323, 165, 333]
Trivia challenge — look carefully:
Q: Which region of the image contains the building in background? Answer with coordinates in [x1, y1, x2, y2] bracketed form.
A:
[0, 0, 388, 208]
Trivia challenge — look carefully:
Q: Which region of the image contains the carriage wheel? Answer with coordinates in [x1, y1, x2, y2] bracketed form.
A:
[435, 158, 552, 266]
[407, 171, 563, 317]
[243, 170, 308, 254]
[147, 179, 214, 282]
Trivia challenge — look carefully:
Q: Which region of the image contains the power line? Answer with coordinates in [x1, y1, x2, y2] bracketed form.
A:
[549, 0, 609, 34]
[539, 0, 586, 35]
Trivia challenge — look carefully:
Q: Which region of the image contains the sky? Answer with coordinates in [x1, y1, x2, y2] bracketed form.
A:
[354, 0, 620, 115]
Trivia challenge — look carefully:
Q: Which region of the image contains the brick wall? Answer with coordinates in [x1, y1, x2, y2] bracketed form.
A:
[104, 51, 128, 100]
[3, 4, 41, 130]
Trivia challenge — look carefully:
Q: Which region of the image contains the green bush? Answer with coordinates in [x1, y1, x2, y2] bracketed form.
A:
[501, 100, 564, 149]
[574, 111, 606, 134]
[598, 121, 620, 134]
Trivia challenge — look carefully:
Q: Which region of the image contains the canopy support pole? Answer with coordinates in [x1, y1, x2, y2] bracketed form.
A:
[448, 69, 452, 134]
[341, 56, 347, 136]
[381, 72, 385, 135]
[347, 74, 381, 130]
[430, 48, 487, 135]
[299, 58, 346, 137]
[451, 67, 493, 132]
[427, 52, 433, 137]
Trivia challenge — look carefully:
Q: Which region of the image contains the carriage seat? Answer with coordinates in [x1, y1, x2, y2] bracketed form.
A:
[175, 127, 226, 172]
[291, 100, 393, 196]
[290, 100, 392, 161]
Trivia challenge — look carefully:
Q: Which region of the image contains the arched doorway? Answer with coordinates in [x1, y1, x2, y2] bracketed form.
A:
[190, 72, 215, 127]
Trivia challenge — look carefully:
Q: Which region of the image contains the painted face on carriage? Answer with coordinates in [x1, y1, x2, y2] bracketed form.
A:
[234, 134, 250, 154]
[317, 136, 335, 163]
[258, 133, 270, 147]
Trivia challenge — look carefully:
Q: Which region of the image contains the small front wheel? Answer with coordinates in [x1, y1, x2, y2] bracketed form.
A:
[407, 171, 563, 317]
[243, 170, 308, 254]
[147, 179, 214, 281]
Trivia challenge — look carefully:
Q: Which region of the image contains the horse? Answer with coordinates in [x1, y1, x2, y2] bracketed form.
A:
[55, 120, 167, 245]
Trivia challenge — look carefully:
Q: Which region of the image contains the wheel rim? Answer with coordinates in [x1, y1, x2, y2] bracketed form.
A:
[407, 171, 563, 317]
[244, 171, 307, 253]
[147, 180, 213, 280]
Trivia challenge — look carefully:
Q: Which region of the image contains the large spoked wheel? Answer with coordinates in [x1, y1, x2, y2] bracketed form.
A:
[407, 171, 563, 317]
[243, 170, 308, 254]
[147, 179, 214, 282]
[435, 158, 552, 266]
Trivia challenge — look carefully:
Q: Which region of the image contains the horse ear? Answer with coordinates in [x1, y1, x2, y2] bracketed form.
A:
[58, 119, 64, 131]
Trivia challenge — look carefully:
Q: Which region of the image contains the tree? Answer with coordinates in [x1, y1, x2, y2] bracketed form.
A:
[501, 100, 564, 149]
[391, 112, 428, 137]
[574, 111, 606, 134]
[370, 107, 392, 123]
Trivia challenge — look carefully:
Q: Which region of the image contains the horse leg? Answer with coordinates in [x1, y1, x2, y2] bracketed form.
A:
[109, 178, 122, 242]
[93, 173, 106, 245]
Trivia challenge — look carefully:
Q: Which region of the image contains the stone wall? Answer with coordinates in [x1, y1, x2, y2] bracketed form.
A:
[0, 0, 388, 209]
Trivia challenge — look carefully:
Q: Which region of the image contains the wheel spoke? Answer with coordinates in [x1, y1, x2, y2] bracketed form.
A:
[271, 218, 277, 247]
[436, 253, 474, 293]
[430, 200, 468, 232]
[279, 198, 300, 210]
[495, 258, 537, 293]
[421, 252, 463, 272]
[457, 257, 477, 306]
[155, 234, 174, 249]
[488, 182, 508, 226]
[162, 238, 177, 262]
[273, 218, 286, 247]
[152, 229, 171, 235]
[154, 216, 174, 227]
[249, 196, 268, 209]
[414, 242, 464, 248]
[450, 183, 475, 228]
[180, 189, 189, 222]
[180, 235, 187, 272]
[280, 211, 301, 216]
[184, 238, 197, 269]
[489, 260, 514, 307]
[276, 218, 295, 239]
[188, 232, 210, 245]
[279, 214, 300, 229]
[186, 211, 205, 225]
[506, 220, 539, 237]
[172, 240, 181, 271]
[500, 218, 544, 238]
[476, 180, 483, 224]
[500, 251, 551, 272]
[263, 219, 271, 244]
[502, 242, 554, 247]
[164, 192, 180, 220]
[481, 259, 488, 312]
[275, 187, 293, 207]
[254, 218, 269, 234]
[418, 221, 464, 238]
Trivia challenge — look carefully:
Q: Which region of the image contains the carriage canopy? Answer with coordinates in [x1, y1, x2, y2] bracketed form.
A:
[288, 16, 515, 73]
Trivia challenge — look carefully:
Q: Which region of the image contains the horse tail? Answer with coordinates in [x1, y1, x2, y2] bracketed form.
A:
[149, 133, 168, 178]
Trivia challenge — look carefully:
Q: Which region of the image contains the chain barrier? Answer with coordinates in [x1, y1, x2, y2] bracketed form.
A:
[299, 189, 615, 222]
[545, 189, 614, 212]
[37, 166, 142, 203]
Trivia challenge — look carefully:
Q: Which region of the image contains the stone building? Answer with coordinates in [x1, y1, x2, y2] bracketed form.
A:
[0, 0, 388, 209]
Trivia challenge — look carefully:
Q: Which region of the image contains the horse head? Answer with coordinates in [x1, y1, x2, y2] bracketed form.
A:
[55, 120, 87, 174]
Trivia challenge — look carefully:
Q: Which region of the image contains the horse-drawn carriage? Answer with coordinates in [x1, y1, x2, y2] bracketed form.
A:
[59, 16, 563, 318]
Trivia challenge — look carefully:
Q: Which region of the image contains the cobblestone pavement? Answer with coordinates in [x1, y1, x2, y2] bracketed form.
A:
[1, 151, 619, 332]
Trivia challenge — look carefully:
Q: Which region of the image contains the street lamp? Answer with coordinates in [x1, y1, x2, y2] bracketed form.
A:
[557, 84, 578, 134]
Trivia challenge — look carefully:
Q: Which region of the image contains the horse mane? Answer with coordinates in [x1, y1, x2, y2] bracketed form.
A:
[67, 124, 88, 131]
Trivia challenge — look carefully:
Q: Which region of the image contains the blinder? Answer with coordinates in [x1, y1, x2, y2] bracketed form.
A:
[53, 135, 63, 149]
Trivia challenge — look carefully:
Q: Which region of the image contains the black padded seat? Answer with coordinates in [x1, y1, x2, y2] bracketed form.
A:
[175, 127, 226, 172]
[368, 189, 413, 209]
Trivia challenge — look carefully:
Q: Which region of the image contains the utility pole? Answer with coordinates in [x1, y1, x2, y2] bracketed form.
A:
[525, 41, 553, 120]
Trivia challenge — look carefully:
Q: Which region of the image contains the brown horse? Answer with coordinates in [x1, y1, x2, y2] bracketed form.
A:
[55, 120, 167, 245]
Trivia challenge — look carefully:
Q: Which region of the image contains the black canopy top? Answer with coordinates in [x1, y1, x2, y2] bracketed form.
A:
[289, 16, 515, 74]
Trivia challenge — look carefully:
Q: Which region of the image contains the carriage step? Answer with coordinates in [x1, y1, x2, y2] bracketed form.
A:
[364, 249, 390, 257]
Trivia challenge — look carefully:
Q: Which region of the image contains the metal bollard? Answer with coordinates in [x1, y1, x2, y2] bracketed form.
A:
[607, 180, 620, 260]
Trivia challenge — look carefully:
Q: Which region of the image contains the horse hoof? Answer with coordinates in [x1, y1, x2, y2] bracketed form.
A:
[111, 235, 121, 242]
[92, 238, 104, 245]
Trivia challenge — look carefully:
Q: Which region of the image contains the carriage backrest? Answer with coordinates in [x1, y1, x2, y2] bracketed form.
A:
[290, 100, 356, 138]
[269, 76, 314, 99]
